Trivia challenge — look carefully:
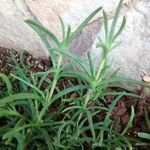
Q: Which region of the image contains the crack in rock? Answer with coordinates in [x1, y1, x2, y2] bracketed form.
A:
[12, 0, 38, 19]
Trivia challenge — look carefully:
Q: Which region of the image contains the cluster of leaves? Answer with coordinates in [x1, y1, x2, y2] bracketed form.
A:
[0, 0, 149, 149]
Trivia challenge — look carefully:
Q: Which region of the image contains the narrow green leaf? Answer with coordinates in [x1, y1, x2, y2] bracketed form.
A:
[41, 129, 53, 150]
[0, 93, 41, 107]
[99, 93, 125, 146]
[15, 132, 25, 150]
[59, 16, 66, 41]
[51, 85, 89, 103]
[97, 77, 150, 88]
[41, 35, 56, 68]
[144, 109, 150, 130]
[65, 25, 71, 44]
[121, 105, 135, 135]
[68, 7, 102, 44]
[104, 92, 125, 122]
[0, 109, 22, 118]
[25, 19, 61, 47]
[101, 92, 140, 99]
[37, 69, 54, 89]
[113, 16, 126, 42]
[25, 22, 56, 67]
[50, 47, 92, 77]
[138, 132, 150, 140]
[62, 106, 82, 113]
[9, 51, 30, 83]
[0, 74, 13, 95]
[3, 124, 35, 141]
[87, 52, 95, 78]
[11, 73, 45, 98]
[56, 121, 75, 144]
[108, 0, 123, 42]
[103, 10, 108, 42]
[86, 109, 96, 139]
[61, 70, 91, 83]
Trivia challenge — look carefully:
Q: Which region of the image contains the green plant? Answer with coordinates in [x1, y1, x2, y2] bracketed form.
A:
[135, 109, 150, 148]
[0, 5, 103, 150]
[0, 0, 148, 149]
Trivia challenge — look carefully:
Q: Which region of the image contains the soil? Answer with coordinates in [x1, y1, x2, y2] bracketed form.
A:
[0, 47, 51, 74]
[0, 47, 150, 149]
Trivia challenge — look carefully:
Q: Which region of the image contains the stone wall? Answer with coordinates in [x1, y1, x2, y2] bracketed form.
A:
[0, 0, 150, 80]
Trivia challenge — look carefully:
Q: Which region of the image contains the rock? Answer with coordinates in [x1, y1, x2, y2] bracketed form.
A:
[0, 0, 150, 81]
[0, 0, 47, 58]
[0, 0, 130, 57]
[90, 0, 150, 80]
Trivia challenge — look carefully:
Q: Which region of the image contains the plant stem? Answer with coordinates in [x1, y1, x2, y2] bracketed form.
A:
[77, 89, 93, 124]
[38, 55, 63, 122]
[96, 58, 107, 81]
[83, 89, 93, 108]
[96, 47, 109, 82]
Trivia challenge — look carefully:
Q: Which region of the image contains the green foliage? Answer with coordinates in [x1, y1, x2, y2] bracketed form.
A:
[0, 0, 148, 149]
[138, 132, 150, 140]
[135, 109, 150, 147]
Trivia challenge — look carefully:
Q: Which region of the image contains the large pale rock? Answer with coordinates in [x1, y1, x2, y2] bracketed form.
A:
[0, 0, 129, 57]
[91, 0, 150, 80]
[0, 0, 150, 81]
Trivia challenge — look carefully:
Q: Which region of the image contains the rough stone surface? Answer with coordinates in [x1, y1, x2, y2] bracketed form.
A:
[91, 0, 150, 80]
[0, 0, 130, 57]
[0, 0, 150, 80]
